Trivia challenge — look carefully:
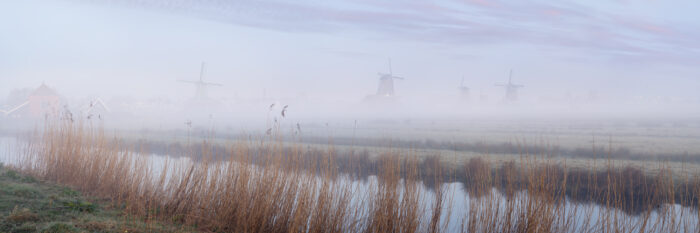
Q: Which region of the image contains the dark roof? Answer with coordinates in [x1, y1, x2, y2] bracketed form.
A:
[31, 83, 58, 96]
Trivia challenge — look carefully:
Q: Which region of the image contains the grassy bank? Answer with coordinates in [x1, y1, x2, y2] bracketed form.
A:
[0, 163, 193, 233]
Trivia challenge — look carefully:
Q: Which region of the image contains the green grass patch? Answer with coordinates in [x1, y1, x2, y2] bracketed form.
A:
[0, 166, 196, 233]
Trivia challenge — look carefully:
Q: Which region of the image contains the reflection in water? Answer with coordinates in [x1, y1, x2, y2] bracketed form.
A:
[2, 136, 697, 232]
[0, 137, 18, 166]
[127, 139, 700, 216]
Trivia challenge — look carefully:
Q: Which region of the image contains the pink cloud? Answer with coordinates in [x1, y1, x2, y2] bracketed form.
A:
[467, 0, 496, 7]
[88, 0, 700, 66]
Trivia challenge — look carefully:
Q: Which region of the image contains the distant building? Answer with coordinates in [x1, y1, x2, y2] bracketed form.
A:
[3, 83, 62, 118]
[28, 83, 61, 117]
[79, 97, 111, 120]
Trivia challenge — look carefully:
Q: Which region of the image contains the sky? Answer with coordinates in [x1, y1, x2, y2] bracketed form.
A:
[1, 0, 699, 108]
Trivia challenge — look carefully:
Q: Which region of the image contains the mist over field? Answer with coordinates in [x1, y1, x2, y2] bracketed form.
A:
[2, 0, 699, 132]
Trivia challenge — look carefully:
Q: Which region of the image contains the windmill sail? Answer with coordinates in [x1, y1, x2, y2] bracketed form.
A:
[494, 69, 523, 102]
[178, 62, 223, 100]
[459, 76, 470, 100]
[376, 59, 404, 96]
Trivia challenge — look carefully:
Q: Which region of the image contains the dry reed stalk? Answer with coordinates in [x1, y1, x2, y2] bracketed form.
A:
[14, 119, 700, 233]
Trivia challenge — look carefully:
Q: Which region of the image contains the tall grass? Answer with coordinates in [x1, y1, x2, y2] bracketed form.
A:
[16, 120, 700, 233]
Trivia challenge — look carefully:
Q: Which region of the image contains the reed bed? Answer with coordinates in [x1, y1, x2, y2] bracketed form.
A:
[15, 120, 700, 233]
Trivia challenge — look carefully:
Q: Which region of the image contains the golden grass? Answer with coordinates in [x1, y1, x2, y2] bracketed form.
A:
[15, 120, 700, 233]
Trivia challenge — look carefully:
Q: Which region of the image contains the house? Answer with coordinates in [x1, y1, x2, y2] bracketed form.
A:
[3, 83, 62, 118]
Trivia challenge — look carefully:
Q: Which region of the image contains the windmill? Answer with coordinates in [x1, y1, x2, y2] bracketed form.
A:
[178, 62, 222, 100]
[495, 69, 524, 102]
[376, 59, 404, 97]
[459, 76, 470, 100]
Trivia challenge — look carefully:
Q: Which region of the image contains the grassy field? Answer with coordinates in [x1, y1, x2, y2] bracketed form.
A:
[87, 116, 700, 174]
[0, 163, 194, 233]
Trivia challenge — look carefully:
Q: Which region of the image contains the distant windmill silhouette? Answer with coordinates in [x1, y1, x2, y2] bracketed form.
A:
[459, 76, 470, 100]
[178, 62, 222, 100]
[376, 59, 404, 97]
[495, 69, 524, 102]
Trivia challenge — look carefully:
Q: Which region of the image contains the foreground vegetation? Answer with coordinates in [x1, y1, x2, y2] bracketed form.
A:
[0, 163, 193, 233]
[127, 137, 700, 214]
[12, 120, 700, 232]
